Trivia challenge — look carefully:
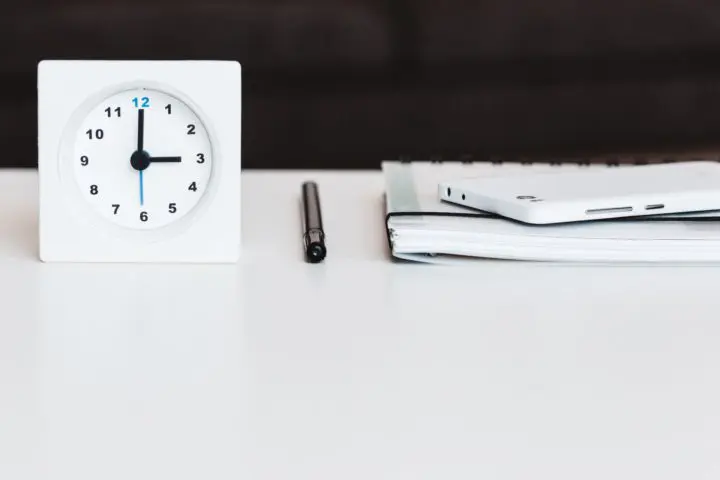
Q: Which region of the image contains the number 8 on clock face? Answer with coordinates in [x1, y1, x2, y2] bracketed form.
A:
[73, 88, 212, 229]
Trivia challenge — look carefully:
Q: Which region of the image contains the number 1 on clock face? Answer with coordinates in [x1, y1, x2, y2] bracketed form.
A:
[72, 88, 213, 230]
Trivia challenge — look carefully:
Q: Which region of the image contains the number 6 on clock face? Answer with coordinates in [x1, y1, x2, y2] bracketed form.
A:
[73, 88, 212, 229]
[38, 60, 241, 263]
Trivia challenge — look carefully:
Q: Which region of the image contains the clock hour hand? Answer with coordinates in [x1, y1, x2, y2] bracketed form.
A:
[149, 156, 182, 163]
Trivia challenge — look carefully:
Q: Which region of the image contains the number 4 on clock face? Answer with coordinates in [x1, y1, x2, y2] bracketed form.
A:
[73, 87, 213, 230]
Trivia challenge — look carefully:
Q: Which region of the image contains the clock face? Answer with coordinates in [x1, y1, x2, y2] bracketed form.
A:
[71, 87, 213, 229]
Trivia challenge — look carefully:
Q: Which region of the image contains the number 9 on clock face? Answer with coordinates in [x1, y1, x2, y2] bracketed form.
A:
[73, 88, 212, 229]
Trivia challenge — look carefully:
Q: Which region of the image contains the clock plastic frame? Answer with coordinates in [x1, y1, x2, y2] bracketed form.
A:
[38, 60, 241, 263]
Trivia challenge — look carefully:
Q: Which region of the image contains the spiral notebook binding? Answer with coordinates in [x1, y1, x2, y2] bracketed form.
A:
[396, 153, 720, 165]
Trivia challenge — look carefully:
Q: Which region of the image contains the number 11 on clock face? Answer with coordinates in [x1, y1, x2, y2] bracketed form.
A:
[72, 88, 213, 230]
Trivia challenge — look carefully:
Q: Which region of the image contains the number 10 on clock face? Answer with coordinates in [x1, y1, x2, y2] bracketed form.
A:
[73, 88, 212, 230]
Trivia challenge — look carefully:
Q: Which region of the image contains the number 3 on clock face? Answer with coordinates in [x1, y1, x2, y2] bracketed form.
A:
[73, 88, 213, 230]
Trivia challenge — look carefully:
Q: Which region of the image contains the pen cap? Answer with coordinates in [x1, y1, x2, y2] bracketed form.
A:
[302, 181, 327, 263]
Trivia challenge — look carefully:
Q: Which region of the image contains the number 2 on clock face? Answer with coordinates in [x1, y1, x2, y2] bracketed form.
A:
[72, 88, 213, 230]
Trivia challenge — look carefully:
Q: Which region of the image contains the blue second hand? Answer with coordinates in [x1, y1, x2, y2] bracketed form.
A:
[139, 170, 144, 206]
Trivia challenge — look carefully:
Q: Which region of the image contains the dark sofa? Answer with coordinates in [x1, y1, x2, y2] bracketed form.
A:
[5, 0, 720, 168]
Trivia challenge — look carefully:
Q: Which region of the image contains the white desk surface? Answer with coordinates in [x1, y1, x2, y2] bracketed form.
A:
[2, 169, 720, 480]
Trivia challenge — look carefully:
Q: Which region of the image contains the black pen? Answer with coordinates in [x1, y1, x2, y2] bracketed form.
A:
[301, 181, 327, 263]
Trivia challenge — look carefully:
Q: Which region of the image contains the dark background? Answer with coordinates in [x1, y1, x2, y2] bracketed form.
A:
[5, 0, 720, 169]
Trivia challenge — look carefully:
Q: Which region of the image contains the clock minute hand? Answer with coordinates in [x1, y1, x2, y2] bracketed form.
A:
[149, 156, 182, 163]
[136, 108, 145, 207]
[137, 108, 144, 151]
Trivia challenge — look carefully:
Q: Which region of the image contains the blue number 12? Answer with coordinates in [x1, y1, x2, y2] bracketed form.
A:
[133, 97, 150, 108]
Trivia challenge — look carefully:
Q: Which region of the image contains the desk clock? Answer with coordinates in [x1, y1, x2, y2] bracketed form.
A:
[38, 60, 241, 262]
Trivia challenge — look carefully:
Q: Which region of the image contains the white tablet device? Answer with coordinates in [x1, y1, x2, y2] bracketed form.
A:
[438, 161, 720, 224]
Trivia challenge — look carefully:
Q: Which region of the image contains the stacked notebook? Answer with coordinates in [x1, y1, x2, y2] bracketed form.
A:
[383, 157, 720, 263]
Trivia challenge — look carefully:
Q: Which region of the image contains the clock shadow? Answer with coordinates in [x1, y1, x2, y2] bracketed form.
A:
[0, 176, 40, 261]
[6, 214, 39, 261]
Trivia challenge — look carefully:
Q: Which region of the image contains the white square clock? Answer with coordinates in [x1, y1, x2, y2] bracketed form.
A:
[38, 60, 241, 263]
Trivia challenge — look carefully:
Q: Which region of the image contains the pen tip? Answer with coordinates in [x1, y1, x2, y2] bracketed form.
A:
[307, 243, 327, 263]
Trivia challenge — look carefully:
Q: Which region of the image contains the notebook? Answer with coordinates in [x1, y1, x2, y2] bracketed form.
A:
[383, 156, 720, 264]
